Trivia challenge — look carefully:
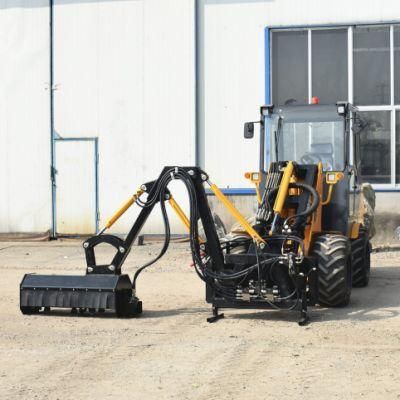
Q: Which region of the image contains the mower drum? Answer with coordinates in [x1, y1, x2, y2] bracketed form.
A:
[20, 274, 142, 317]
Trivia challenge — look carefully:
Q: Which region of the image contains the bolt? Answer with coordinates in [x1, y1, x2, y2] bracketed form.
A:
[201, 174, 207, 181]
[140, 184, 147, 191]
[259, 242, 265, 249]
[109, 265, 116, 271]
[119, 246, 125, 254]
[83, 242, 89, 248]
[188, 170, 194, 176]
[87, 267, 93, 273]
[200, 244, 205, 251]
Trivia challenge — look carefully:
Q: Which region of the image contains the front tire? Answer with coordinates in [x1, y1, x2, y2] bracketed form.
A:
[311, 234, 352, 307]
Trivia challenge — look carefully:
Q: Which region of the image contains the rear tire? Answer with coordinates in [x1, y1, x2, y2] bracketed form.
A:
[351, 230, 371, 287]
[311, 234, 352, 307]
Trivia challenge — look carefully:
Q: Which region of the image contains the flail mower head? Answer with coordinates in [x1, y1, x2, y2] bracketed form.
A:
[20, 273, 142, 316]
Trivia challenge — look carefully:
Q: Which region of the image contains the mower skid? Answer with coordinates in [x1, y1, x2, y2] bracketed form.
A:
[20, 273, 142, 317]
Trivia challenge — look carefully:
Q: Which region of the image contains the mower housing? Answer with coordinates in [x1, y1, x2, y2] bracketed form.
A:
[20, 273, 142, 317]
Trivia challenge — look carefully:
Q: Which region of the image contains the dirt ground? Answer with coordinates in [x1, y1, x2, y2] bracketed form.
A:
[1, 240, 400, 399]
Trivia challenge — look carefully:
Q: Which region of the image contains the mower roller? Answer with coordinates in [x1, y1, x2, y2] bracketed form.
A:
[20, 102, 374, 324]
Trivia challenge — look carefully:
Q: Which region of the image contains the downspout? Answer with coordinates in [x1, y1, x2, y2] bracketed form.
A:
[194, 0, 200, 166]
[49, 0, 56, 238]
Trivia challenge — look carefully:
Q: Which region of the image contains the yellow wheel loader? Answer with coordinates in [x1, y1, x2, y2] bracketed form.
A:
[20, 102, 374, 325]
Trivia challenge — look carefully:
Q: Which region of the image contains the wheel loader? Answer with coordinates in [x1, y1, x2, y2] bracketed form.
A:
[20, 102, 374, 325]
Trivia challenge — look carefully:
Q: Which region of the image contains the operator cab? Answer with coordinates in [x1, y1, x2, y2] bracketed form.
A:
[244, 102, 362, 236]
[243, 102, 358, 174]
[268, 104, 347, 172]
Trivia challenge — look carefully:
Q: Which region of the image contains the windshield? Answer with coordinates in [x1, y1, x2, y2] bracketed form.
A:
[270, 106, 345, 171]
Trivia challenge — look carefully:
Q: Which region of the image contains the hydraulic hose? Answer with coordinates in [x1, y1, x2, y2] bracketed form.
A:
[132, 168, 209, 288]
[130, 167, 307, 306]
[266, 182, 319, 229]
[283, 182, 319, 227]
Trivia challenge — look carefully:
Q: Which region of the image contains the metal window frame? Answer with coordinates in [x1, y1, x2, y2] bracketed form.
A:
[354, 24, 395, 189]
[269, 22, 400, 192]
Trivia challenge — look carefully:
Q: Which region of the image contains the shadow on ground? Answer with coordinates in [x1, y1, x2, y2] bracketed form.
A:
[229, 265, 400, 324]
[26, 306, 210, 320]
[20, 265, 400, 324]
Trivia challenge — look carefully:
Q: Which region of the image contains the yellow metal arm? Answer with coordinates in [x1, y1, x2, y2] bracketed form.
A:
[168, 196, 191, 231]
[273, 161, 294, 214]
[269, 161, 294, 235]
[208, 181, 265, 244]
[99, 189, 143, 234]
[168, 196, 204, 244]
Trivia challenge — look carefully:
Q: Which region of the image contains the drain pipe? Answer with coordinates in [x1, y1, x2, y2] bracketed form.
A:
[49, 0, 56, 239]
[194, 0, 200, 167]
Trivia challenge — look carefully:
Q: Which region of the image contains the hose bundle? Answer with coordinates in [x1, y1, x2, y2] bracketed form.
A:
[131, 167, 305, 305]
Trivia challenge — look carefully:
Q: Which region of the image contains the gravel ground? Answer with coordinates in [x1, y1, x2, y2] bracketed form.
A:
[1, 240, 400, 399]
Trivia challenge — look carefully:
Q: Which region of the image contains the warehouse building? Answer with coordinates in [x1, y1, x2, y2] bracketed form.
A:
[1, 0, 400, 242]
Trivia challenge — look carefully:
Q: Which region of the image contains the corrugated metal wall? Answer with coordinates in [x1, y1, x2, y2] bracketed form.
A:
[53, 0, 195, 234]
[199, 0, 400, 244]
[1, 0, 400, 234]
[199, 0, 400, 188]
[0, 0, 195, 235]
[0, 1, 51, 233]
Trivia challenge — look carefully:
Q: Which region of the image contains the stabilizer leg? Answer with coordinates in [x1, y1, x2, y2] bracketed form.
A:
[298, 286, 309, 326]
[207, 306, 224, 323]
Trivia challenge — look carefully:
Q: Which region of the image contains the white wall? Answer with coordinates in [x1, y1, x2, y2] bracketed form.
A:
[2, 0, 400, 235]
[199, 0, 400, 187]
[0, 0, 195, 235]
[53, 0, 195, 234]
[199, 0, 400, 244]
[0, 0, 51, 233]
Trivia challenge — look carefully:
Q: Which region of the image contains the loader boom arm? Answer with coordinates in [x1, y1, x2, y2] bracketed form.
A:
[83, 167, 226, 276]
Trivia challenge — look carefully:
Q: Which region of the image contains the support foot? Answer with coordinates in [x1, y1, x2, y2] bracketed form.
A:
[207, 307, 224, 323]
[298, 312, 310, 326]
[298, 279, 309, 326]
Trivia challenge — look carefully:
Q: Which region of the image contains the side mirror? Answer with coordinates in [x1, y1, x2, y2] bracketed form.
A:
[244, 122, 254, 139]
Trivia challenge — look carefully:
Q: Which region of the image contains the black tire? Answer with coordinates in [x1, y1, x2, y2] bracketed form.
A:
[351, 230, 371, 288]
[311, 234, 352, 307]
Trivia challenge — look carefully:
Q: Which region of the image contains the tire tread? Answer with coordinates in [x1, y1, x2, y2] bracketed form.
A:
[311, 234, 352, 307]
